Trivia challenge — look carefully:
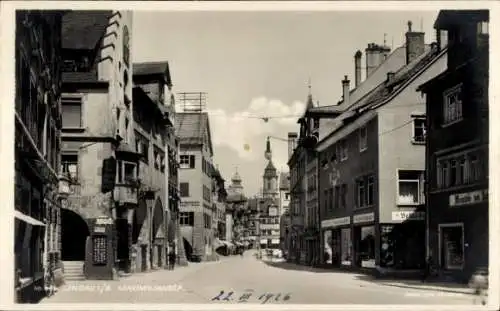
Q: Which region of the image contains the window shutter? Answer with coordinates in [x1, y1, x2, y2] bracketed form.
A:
[189, 155, 195, 168]
[101, 157, 117, 193]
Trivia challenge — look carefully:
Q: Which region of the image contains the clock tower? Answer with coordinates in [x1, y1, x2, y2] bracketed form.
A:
[262, 137, 278, 199]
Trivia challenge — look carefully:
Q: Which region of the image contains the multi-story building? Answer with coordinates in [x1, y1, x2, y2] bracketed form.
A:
[287, 87, 320, 265]
[279, 172, 291, 253]
[14, 10, 65, 303]
[211, 165, 228, 242]
[175, 97, 216, 262]
[131, 61, 180, 272]
[59, 11, 137, 279]
[316, 22, 447, 272]
[418, 10, 489, 282]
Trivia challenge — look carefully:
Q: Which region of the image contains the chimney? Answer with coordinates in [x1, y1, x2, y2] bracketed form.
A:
[354, 50, 362, 87]
[405, 20, 425, 64]
[287, 132, 298, 160]
[365, 43, 391, 78]
[342, 75, 350, 106]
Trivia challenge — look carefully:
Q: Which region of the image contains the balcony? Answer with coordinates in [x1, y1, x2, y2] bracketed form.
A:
[114, 185, 138, 205]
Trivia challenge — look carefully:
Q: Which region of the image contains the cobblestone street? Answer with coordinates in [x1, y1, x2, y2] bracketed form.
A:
[41, 251, 477, 305]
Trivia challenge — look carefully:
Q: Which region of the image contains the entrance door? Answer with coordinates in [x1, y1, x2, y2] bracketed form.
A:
[439, 224, 464, 270]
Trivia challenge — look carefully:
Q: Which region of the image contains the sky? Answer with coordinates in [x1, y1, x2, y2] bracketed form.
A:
[132, 10, 439, 196]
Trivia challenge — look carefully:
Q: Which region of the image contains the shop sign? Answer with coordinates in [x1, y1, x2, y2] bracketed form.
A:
[321, 216, 350, 228]
[449, 189, 488, 207]
[94, 226, 106, 233]
[180, 201, 200, 207]
[353, 212, 375, 224]
[96, 217, 113, 225]
[392, 211, 425, 221]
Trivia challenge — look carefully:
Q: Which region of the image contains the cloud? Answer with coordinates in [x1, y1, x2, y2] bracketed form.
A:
[176, 97, 305, 194]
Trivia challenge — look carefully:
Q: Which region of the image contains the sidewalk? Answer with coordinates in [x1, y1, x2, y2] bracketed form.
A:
[370, 279, 475, 295]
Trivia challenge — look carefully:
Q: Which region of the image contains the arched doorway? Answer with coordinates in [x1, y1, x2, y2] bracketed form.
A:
[61, 208, 90, 261]
[151, 199, 164, 267]
[183, 238, 193, 261]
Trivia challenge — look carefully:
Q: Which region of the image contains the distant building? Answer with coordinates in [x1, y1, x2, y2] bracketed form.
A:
[418, 10, 489, 282]
[211, 165, 228, 246]
[175, 110, 216, 262]
[14, 10, 65, 303]
[279, 172, 291, 254]
[226, 169, 248, 245]
[59, 10, 138, 279]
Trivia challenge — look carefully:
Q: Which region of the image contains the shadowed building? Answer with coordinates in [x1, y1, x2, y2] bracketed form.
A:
[418, 10, 489, 282]
[14, 10, 65, 303]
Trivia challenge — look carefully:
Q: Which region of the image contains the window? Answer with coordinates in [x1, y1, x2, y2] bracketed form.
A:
[180, 182, 190, 197]
[116, 160, 137, 184]
[61, 154, 78, 181]
[62, 97, 82, 128]
[334, 186, 340, 209]
[135, 133, 149, 163]
[367, 177, 374, 206]
[437, 150, 486, 189]
[413, 117, 426, 143]
[398, 170, 422, 205]
[477, 21, 489, 35]
[338, 139, 348, 161]
[443, 85, 463, 125]
[356, 175, 375, 208]
[328, 188, 333, 210]
[359, 126, 368, 151]
[340, 184, 347, 208]
[124, 117, 129, 142]
[180, 155, 195, 169]
[179, 212, 194, 226]
[124, 163, 136, 183]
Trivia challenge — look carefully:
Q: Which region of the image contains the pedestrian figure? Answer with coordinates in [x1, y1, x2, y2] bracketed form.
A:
[168, 250, 176, 270]
[470, 268, 488, 305]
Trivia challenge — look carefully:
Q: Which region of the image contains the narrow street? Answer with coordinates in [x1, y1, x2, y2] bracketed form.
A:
[41, 251, 475, 305]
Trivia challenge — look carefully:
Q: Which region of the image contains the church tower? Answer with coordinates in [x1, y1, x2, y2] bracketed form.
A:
[262, 137, 278, 199]
[228, 167, 244, 196]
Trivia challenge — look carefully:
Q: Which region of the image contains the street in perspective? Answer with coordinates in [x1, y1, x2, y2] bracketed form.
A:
[11, 5, 490, 306]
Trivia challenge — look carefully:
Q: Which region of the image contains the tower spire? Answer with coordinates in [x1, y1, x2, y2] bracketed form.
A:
[306, 77, 314, 109]
[264, 136, 272, 160]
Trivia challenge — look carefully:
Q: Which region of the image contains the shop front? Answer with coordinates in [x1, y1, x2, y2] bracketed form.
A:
[429, 188, 488, 282]
[379, 210, 426, 269]
[352, 212, 376, 269]
[321, 216, 351, 267]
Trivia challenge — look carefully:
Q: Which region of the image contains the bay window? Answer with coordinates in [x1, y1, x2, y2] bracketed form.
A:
[397, 170, 423, 205]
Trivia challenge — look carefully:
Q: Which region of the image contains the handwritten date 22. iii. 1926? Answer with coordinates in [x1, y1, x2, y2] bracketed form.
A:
[211, 290, 291, 303]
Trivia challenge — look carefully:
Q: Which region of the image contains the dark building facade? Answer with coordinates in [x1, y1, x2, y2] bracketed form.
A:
[131, 61, 182, 271]
[14, 10, 65, 303]
[418, 10, 489, 282]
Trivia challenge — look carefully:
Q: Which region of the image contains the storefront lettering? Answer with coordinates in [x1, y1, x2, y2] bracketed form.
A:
[94, 226, 106, 233]
[449, 189, 488, 207]
[353, 212, 374, 224]
[96, 217, 113, 225]
[321, 217, 351, 228]
[391, 211, 425, 221]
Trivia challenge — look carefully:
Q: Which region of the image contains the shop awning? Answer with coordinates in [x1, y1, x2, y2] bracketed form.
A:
[15, 210, 46, 226]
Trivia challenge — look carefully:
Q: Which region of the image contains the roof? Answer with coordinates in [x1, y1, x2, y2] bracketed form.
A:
[279, 172, 290, 190]
[175, 112, 214, 156]
[435, 10, 489, 29]
[133, 61, 172, 86]
[62, 11, 112, 50]
[133, 86, 168, 116]
[264, 161, 277, 177]
[318, 44, 446, 148]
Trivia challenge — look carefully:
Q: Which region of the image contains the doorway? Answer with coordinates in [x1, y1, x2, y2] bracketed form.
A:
[438, 223, 464, 270]
[60, 209, 90, 261]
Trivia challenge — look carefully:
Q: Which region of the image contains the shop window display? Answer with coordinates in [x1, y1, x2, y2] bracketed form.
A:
[324, 230, 333, 264]
[341, 228, 352, 266]
[359, 226, 375, 268]
[380, 225, 395, 267]
[440, 225, 464, 270]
